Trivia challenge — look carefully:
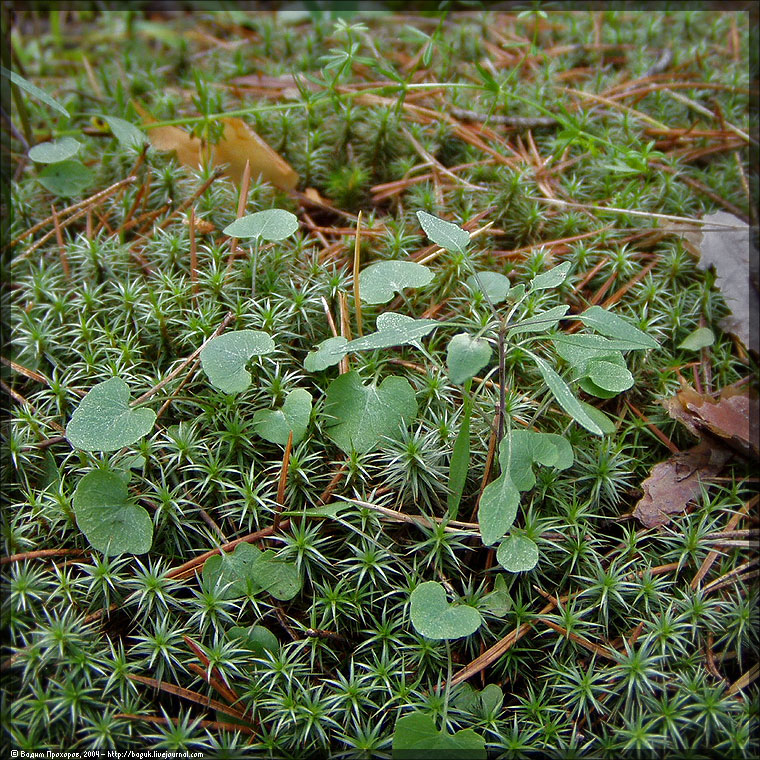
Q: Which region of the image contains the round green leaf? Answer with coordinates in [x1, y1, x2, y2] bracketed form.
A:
[73, 470, 153, 555]
[227, 625, 279, 657]
[102, 115, 147, 149]
[416, 210, 470, 254]
[252, 388, 312, 445]
[447, 333, 492, 384]
[409, 581, 483, 640]
[679, 326, 715, 351]
[324, 371, 417, 454]
[66, 377, 156, 452]
[223, 209, 299, 240]
[496, 534, 539, 573]
[393, 712, 486, 760]
[530, 261, 571, 290]
[200, 330, 275, 394]
[358, 261, 434, 304]
[37, 159, 94, 197]
[29, 137, 81, 163]
[465, 272, 510, 304]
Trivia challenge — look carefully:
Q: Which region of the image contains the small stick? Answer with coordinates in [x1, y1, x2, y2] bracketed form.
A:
[189, 206, 198, 303]
[702, 559, 760, 596]
[114, 713, 254, 736]
[338, 291, 351, 374]
[50, 204, 70, 281]
[0, 356, 50, 385]
[154, 358, 201, 420]
[0, 380, 66, 433]
[320, 297, 339, 338]
[1, 548, 87, 565]
[224, 158, 251, 275]
[353, 210, 364, 337]
[273, 430, 293, 533]
[727, 663, 760, 697]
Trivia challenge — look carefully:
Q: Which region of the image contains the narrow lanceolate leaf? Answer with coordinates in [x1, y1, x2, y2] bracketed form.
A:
[447, 403, 471, 518]
[530, 261, 571, 290]
[358, 261, 434, 304]
[304, 337, 349, 372]
[478, 473, 520, 546]
[324, 371, 417, 454]
[496, 534, 539, 573]
[577, 306, 659, 349]
[552, 333, 635, 366]
[507, 305, 570, 336]
[223, 209, 299, 240]
[346, 313, 439, 351]
[532, 355, 603, 436]
[2, 66, 70, 116]
[446, 333, 492, 384]
[66, 377, 156, 452]
[73, 470, 153, 555]
[200, 330, 275, 394]
[416, 210, 470, 254]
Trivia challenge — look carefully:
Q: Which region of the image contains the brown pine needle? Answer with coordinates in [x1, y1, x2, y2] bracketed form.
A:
[353, 210, 364, 337]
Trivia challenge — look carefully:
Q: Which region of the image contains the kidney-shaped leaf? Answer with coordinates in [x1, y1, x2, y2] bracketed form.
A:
[73, 470, 153, 555]
[502, 430, 574, 492]
[416, 210, 470, 254]
[29, 137, 81, 163]
[227, 625, 279, 657]
[324, 371, 417, 454]
[253, 388, 312, 445]
[447, 333, 492, 384]
[223, 209, 298, 240]
[66, 377, 156, 452]
[393, 712, 486, 760]
[359, 261, 434, 304]
[409, 581, 483, 640]
[200, 330, 275, 394]
[496, 534, 539, 573]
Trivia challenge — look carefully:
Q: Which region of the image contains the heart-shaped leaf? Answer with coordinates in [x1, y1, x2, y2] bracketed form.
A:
[478, 472, 520, 546]
[577, 306, 658, 349]
[496, 534, 539, 572]
[416, 210, 470, 254]
[393, 712, 486, 760]
[454, 683, 504, 715]
[324, 371, 417, 454]
[304, 336, 349, 372]
[358, 261, 434, 304]
[447, 333, 492, 384]
[227, 625, 279, 657]
[200, 330, 275, 394]
[530, 261, 571, 290]
[348, 313, 439, 351]
[252, 388, 312, 445]
[73, 470, 153, 555]
[102, 115, 147, 149]
[409, 581, 483, 640]
[37, 159, 94, 197]
[66, 377, 156, 451]
[29, 137, 81, 163]
[203, 543, 301, 601]
[503, 430, 573, 492]
[223, 209, 298, 240]
[466, 272, 510, 304]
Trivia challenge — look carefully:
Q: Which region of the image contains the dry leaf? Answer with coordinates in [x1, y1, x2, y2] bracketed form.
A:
[633, 440, 732, 528]
[662, 383, 758, 459]
[133, 102, 298, 192]
[680, 211, 759, 353]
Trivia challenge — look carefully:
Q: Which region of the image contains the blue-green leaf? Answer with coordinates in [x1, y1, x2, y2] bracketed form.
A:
[252, 388, 312, 445]
[409, 581, 483, 640]
[577, 306, 658, 349]
[37, 160, 94, 197]
[359, 261, 434, 304]
[496, 534, 539, 572]
[304, 336, 349, 372]
[200, 330, 275, 394]
[102, 115, 147, 149]
[478, 472, 520, 546]
[2, 66, 69, 116]
[223, 209, 299, 240]
[679, 327, 715, 351]
[446, 333, 492, 384]
[416, 210, 470, 254]
[28, 137, 81, 163]
[530, 261, 571, 290]
[465, 272, 510, 304]
[393, 713, 486, 760]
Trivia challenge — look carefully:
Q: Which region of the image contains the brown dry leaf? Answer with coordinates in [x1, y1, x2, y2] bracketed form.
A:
[132, 102, 298, 191]
[662, 383, 759, 459]
[679, 211, 759, 353]
[633, 440, 732, 528]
